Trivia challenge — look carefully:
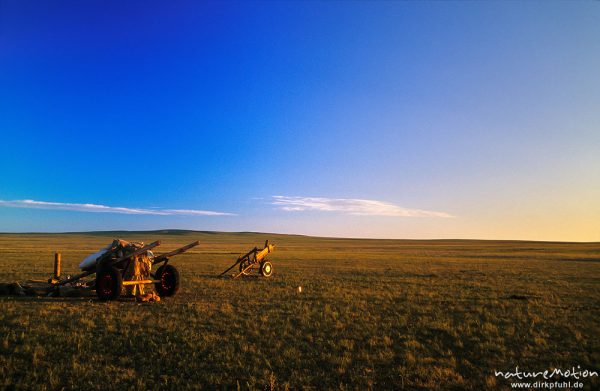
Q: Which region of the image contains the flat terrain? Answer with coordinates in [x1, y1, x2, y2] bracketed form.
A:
[0, 231, 598, 390]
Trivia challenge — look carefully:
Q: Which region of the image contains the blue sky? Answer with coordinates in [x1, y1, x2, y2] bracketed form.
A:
[0, 1, 598, 241]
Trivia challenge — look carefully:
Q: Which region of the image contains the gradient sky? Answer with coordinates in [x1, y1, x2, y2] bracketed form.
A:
[0, 1, 598, 241]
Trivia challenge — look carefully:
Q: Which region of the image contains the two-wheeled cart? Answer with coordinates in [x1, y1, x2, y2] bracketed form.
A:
[51, 240, 199, 300]
[219, 240, 275, 279]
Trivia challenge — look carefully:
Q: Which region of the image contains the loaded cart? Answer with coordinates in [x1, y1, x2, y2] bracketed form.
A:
[51, 239, 199, 300]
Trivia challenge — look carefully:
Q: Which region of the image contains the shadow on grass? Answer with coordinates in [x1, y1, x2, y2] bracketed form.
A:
[0, 295, 139, 304]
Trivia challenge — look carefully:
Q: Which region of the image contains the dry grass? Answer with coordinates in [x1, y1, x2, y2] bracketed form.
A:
[0, 231, 599, 390]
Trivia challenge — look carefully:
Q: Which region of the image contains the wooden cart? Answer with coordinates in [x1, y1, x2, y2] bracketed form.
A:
[51, 240, 199, 300]
[219, 240, 275, 279]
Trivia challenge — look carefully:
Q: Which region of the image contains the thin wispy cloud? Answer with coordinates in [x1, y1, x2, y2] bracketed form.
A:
[272, 196, 453, 218]
[0, 199, 234, 216]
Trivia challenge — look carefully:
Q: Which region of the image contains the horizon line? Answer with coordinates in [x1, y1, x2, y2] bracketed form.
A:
[0, 228, 596, 244]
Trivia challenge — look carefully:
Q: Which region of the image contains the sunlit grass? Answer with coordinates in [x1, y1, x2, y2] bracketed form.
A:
[0, 231, 599, 389]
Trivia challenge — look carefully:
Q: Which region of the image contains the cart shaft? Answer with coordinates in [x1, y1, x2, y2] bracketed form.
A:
[122, 279, 160, 286]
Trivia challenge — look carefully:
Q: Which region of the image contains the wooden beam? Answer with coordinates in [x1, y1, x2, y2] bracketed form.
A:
[122, 280, 159, 286]
[56, 270, 94, 286]
[153, 240, 200, 264]
[219, 258, 242, 276]
[232, 262, 256, 279]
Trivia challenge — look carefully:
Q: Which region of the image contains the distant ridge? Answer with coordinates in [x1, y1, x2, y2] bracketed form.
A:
[0, 229, 596, 244]
[61, 229, 294, 237]
[3, 229, 311, 239]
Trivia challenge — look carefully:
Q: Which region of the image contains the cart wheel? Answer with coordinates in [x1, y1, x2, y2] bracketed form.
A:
[155, 264, 180, 297]
[260, 261, 273, 277]
[96, 267, 123, 301]
[238, 259, 253, 276]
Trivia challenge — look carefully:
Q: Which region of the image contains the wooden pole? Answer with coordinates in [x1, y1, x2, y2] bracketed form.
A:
[152, 240, 200, 264]
[122, 280, 159, 286]
[54, 253, 61, 279]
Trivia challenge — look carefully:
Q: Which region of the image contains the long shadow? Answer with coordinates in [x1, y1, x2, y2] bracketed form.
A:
[0, 295, 135, 303]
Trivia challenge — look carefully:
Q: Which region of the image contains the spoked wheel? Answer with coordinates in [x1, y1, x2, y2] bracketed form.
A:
[155, 264, 180, 297]
[260, 261, 273, 278]
[238, 259, 253, 276]
[95, 267, 123, 301]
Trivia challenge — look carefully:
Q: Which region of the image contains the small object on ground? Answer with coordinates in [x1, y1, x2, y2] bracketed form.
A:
[219, 240, 275, 279]
[298, 286, 302, 293]
[136, 292, 161, 302]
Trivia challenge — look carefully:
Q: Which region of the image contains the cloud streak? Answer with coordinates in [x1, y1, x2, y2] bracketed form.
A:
[272, 196, 453, 218]
[0, 199, 234, 216]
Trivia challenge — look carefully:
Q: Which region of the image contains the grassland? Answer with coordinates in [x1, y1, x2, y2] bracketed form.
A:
[0, 230, 598, 390]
